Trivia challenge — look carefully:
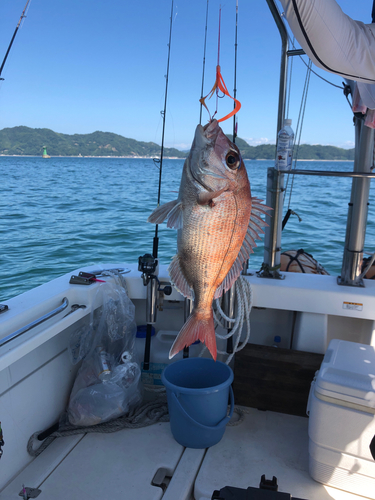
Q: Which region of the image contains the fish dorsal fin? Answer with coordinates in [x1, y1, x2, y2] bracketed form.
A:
[251, 197, 270, 217]
[168, 255, 194, 300]
[213, 257, 244, 299]
[147, 199, 183, 229]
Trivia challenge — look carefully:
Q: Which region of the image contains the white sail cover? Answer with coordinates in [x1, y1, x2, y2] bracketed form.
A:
[280, 0, 375, 87]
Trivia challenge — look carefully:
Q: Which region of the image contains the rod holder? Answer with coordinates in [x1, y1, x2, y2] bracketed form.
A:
[222, 286, 236, 354]
[339, 114, 374, 286]
[262, 168, 285, 277]
[183, 298, 194, 358]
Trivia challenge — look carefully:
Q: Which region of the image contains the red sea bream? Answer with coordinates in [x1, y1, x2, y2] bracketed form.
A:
[148, 119, 268, 360]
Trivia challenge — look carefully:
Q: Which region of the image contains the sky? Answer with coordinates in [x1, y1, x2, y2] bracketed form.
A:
[0, 0, 373, 151]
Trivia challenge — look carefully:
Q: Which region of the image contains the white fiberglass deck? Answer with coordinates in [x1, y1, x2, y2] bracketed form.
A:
[2, 408, 366, 500]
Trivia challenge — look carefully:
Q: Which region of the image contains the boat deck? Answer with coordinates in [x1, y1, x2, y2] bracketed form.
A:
[2, 407, 365, 500]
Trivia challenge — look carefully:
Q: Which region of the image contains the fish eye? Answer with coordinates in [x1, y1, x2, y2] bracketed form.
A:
[226, 151, 240, 170]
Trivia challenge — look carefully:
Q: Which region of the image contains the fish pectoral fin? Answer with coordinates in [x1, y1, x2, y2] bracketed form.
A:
[166, 202, 183, 229]
[197, 187, 227, 206]
[168, 255, 194, 300]
[148, 199, 179, 225]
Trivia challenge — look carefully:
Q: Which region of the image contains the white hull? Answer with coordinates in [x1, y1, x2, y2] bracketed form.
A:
[1, 263, 375, 498]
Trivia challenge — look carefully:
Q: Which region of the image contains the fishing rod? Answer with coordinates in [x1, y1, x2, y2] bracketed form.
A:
[152, 0, 174, 260]
[225, 0, 239, 356]
[139, 0, 174, 371]
[232, 0, 239, 144]
[199, 0, 210, 125]
[0, 0, 31, 80]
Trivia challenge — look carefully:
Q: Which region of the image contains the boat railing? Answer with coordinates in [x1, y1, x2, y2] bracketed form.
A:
[282, 170, 375, 178]
[0, 297, 69, 348]
[264, 0, 375, 287]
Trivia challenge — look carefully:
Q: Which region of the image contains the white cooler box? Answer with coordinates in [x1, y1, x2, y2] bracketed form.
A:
[307, 339, 375, 498]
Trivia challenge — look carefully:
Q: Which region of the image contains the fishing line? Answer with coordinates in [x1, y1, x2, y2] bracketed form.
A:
[232, 0, 238, 143]
[215, 5, 222, 116]
[153, 0, 174, 259]
[199, 0, 210, 125]
[21, 0, 32, 28]
[199, 4, 241, 123]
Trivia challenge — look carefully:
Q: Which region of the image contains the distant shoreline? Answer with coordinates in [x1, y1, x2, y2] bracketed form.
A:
[0, 154, 183, 159]
[0, 155, 354, 161]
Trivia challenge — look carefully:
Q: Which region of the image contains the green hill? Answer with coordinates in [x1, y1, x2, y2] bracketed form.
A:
[226, 135, 354, 160]
[0, 126, 355, 160]
[0, 126, 186, 158]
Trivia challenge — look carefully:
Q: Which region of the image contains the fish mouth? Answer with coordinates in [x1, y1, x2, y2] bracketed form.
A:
[189, 119, 230, 192]
[202, 119, 221, 141]
[202, 119, 241, 170]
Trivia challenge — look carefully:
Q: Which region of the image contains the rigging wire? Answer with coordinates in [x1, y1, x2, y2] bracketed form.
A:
[286, 59, 312, 210]
[199, 0, 210, 125]
[153, 0, 174, 259]
[285, 37, 295, 119]
[297, 51, 343, 90]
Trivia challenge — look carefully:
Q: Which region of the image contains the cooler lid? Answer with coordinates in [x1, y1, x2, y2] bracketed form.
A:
[315, 339, 375, 410]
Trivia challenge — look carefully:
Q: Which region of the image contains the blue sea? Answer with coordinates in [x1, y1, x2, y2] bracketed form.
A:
[1, 156, 375, 302]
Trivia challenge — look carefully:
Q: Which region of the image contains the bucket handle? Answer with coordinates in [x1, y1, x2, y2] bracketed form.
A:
[171, 386, 234, 431]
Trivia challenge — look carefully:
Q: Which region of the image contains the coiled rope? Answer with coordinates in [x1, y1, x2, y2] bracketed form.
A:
[27, 399, 170, 458]
[194, 276, 254, 365]
[27, 398, 247, 457]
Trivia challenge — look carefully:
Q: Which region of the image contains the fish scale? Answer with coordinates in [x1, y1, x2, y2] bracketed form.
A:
[148, 119, 267, 360]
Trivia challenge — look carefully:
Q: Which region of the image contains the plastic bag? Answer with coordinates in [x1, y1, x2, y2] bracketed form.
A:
[67, 272, 142, 426]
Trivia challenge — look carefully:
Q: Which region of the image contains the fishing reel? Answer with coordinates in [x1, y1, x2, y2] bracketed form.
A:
[138, 253, 157, 283]
[138, 253, 172, 295]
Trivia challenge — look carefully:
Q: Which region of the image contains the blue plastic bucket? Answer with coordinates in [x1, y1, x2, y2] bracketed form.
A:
[161, 358, 234, 448]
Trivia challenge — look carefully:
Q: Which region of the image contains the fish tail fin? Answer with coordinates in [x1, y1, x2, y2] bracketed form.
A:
[169, 311, 217, 361]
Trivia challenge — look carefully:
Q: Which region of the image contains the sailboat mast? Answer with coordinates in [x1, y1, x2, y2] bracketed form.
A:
[232, 0, 238, 143]
[153, 0, 174, 259]
[0, 0, 31, 80]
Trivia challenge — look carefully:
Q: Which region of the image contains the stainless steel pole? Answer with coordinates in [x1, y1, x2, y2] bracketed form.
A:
[263, 0, 289, 272]
[263, 168, 285, 271]
[339, 116, 374, 286]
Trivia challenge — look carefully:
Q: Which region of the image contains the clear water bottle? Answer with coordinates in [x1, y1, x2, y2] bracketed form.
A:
[276, 119, 294, 171]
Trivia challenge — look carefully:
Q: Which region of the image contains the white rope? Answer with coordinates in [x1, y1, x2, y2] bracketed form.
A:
[199, 276, 253, 365]
[143, 384, 166, 393]
[359, 251, 375, 280]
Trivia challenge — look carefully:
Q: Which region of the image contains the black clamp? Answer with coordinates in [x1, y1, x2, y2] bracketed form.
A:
[69, 272, 105, 286]
[370, 434, 375, 460]
[0, 422, 4, 460]
[260, 475, 278, 491]
[0, 304, 9, 314]
[19, 485, 42, 498]
[257, 262, 284, 280]
[211, 474, 307, 499]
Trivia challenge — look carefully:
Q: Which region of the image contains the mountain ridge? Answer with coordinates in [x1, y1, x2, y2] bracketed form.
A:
[0, 126, 355, 160]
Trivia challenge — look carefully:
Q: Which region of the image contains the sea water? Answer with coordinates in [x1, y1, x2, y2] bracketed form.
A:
[1, 156, 375, 302]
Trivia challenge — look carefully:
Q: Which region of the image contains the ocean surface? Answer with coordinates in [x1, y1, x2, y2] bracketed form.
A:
[1, 156, 375, 302]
